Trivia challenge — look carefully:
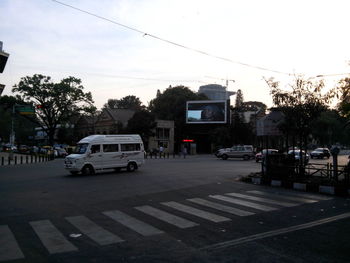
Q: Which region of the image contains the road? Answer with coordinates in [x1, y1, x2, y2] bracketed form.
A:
[0, 155, 349, 262]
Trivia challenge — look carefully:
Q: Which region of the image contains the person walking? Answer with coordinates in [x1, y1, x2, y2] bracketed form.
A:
[182, 147, 187, 159]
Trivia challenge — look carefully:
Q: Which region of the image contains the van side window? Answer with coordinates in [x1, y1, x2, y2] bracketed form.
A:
[103, 144, 119, 152]
[90, 144, 100, 154]
[121, 143, 141, 151]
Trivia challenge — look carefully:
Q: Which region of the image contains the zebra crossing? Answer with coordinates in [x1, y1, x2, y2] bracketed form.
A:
[0, 190, 332, 261]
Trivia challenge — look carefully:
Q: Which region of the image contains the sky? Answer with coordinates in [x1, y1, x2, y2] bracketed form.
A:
[1, 0, 350, 109]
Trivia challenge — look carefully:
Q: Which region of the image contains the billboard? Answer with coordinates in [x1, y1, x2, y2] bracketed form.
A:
[186, 100, 227, 124]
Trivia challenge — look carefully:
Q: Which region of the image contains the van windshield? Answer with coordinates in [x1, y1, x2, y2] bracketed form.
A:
[74, 143, 88, 154]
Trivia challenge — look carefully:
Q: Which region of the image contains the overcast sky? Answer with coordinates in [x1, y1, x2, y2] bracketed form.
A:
[1, 0, 350, 109]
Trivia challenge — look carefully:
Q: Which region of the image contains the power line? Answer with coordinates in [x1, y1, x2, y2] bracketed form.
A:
[51, 0, 293, 76]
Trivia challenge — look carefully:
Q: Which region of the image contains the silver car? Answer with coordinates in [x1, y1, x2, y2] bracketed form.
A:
[215, 145, 254, 160]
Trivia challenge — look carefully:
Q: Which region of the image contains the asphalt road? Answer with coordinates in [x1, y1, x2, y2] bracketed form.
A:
[0, 155, 349, 263]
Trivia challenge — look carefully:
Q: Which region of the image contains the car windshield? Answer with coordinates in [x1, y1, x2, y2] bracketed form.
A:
[73, 143, 88, 154]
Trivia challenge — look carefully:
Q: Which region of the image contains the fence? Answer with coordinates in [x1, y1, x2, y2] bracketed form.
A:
[0, 154, 53, 166]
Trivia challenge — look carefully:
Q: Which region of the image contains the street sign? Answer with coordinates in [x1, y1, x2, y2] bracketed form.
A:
[16, 105, 35, 115]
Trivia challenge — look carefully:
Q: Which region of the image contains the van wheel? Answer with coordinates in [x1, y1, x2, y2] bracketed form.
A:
[82, 165, 95, 175]
[127, 162, 137, 172]
[221, 154, 228, 160]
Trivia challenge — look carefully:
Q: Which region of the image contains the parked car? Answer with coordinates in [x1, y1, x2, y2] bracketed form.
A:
[310, 148, 331, 159]
[288, 149, 309, 164]
[215, 145, 254, 160]
[54, 148, 68, 158]
[255, 149, 279, 162]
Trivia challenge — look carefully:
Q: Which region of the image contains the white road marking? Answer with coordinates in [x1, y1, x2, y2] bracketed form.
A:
[188, 198, 255, 216]
[102, 210, 164, 236]
[201, 212, 350, 251]
[135, 205, 199, 228]
[0, 225, 25, 261]
[161, 202, 231, 223]
[209, 195, 277, 211]
[66, 215, 124, 245]
[30, 220, 78, 254]
[225, 192, 298, 207]
[247, 190, 319, 203]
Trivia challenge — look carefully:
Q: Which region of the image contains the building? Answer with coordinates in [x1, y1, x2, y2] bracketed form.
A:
[148, 120, 175, 153]
[198, 84, 235, 100]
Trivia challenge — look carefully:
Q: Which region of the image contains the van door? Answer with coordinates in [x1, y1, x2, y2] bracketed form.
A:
[102, 144, 121, 168]
[87, 144, 103, 169]
[120, 143, 142, 165]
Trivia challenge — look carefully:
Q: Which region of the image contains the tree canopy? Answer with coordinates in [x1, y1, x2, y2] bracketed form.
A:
[266, 76, 336, 154]
[103, 95, 144, 111]
[12, 74, 95, 145]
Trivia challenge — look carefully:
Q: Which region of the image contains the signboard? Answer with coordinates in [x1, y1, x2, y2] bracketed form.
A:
[186, 100, 227, 124]
[16, 105, 35, 115]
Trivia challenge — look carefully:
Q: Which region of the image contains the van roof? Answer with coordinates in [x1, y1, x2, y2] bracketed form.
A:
[78, 134, 142, 144]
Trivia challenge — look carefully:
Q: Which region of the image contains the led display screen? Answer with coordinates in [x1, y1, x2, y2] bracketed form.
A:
[186, 100, 227, 124]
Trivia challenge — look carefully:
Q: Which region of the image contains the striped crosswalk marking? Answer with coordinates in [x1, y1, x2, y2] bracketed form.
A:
[225, 193, 298, 207]
[135, 205, 199, 229]
[209, 195, 277, 212]
[161, 202, 231, 223]
[103, 210, 164, 236]
[247, 190, 319, 203]
[188, 198, 255, 216]
[0, 225, 25, 261]
[30, 220, 78, 254]
[66, 215, 124, 245]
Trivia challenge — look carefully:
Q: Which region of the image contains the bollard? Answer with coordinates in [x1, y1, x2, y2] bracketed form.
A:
[1, 157, 4, 166]
[21, 156, 23, 164]
[26, 155, 28, 164]
[8, 157, 11, 165]
[14, 156, 17, 165]
[35, 155, 37, 163]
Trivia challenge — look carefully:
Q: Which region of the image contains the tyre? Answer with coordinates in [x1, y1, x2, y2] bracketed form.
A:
[127, 162, 137, 172]
[221, 154, 228, 160]
[81, 165, 95, 175]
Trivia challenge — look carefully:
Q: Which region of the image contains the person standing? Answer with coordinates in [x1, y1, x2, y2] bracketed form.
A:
[159, 145, 164, 158]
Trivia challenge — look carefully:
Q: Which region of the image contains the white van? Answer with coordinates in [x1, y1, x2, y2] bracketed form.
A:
[64, 134, 144, 175]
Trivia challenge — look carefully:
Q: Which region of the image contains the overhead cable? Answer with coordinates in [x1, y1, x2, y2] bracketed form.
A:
[51, 0, 293, 76]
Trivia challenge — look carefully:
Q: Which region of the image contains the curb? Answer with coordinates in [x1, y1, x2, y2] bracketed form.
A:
[249, 177, 350, 197]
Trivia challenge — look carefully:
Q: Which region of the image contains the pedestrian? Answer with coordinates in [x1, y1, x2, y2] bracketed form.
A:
[182, 147, 187, 159]
[159, 145, 164, 158]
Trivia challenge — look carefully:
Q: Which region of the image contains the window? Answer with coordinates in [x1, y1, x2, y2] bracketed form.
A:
[103, 144, 119, 152]
[121, 143, 141, 151]
[156, 128, 170, 139]
[90, 144, 101, 154]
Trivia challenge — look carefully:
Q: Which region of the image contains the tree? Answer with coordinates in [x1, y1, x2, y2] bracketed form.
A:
[12, 74, 95, 145]
[148, 85, 207, 151]
[235, 89, 244, 108]
[265, 76, 335, 167]
[126, 110, 156, 149]
[103, 95, 144, 111]
[337, 77, 350, 118]
[0, 95, 36, 145]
